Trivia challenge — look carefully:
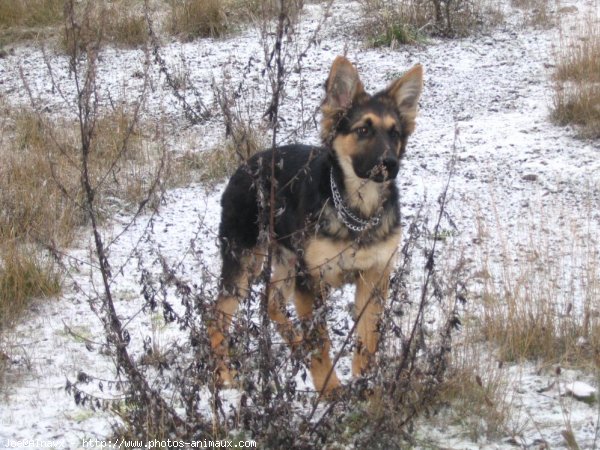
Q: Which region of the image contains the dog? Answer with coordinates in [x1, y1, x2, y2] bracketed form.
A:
[208, 56, 423, 395]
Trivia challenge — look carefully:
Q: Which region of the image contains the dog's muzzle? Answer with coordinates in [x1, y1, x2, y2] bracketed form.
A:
[370, 157, 399, 182]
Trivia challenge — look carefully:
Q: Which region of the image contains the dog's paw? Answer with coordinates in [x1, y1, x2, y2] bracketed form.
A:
[215, 364, 238, 389]
[322, 383, 345, 401]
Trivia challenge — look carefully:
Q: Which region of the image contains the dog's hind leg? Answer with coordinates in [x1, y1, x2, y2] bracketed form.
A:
[294, 288, 341, 395]
[352, 268, 389, 376]
[267, 249, 299, 346]
[209, 247, 264, 386]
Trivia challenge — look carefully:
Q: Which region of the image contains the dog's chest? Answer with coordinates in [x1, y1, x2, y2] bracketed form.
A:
[303, 231, 400, 287]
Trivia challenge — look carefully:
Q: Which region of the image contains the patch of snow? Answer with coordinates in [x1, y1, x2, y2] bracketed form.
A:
[563, 381, 597, 402]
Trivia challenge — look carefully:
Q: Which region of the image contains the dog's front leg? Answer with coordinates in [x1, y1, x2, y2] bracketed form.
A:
[294, 288, 341, 395]
[267, 257, 299, 345]
[352, 268, 390, 376]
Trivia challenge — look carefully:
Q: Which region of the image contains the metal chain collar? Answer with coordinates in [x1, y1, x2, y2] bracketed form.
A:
[329, 168, 382, 233]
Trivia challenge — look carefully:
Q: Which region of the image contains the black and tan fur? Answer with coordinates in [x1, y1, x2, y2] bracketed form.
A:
[209, 56, 423, 395]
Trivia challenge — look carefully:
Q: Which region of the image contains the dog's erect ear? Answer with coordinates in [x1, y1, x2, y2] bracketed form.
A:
[385, 64, 423, 122]
[324, 56, 365, 110]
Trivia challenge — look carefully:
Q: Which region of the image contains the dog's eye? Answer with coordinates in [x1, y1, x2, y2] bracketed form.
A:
[389, 128, 401, 139]
[355, 126, 370, 137]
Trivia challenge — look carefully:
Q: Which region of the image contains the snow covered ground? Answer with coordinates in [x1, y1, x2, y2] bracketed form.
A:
[0, 0, 599, 448]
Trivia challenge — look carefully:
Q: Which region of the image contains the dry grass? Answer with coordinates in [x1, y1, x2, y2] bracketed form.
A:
[420, 195, 600, 442]
[474, 204, 600, 368]
[552, 19, 600, 139]
[0, 106, 68, 328]
[172, 127, 266, 187]
[411, 241, 516, 442]
[166, 0, 304, 41]
[167, 0, 234, 40]
[241, 0, 305, 23]
[85, 107, 166, 209]
[0, 241, 61, 329]
[0, 0, 303, 48]
[102, 2, 148, 48]
[0, 109, 81, 245]
[358, 0, 430, 47]
[0, 0, 148, 48]
[0, 0, 63, 28]
[0, 0, 63, 45]
[512, 0, 555, 29]
[0, 105, 166, 328]
[62, 0, 149, 51]
[436, 356, 514, 440]
[358, 0, 501, 47]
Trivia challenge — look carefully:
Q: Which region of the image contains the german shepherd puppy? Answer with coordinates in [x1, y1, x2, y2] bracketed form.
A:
[209, 56, 423, 395]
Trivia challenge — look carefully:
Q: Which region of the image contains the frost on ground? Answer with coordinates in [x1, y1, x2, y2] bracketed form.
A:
[0, 0, 599, 448]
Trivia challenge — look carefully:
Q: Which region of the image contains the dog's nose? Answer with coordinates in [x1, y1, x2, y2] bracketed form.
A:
[381, 157, 398, 173]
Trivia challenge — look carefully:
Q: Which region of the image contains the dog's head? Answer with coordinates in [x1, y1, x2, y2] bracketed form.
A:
[321, 56, 423, 182]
